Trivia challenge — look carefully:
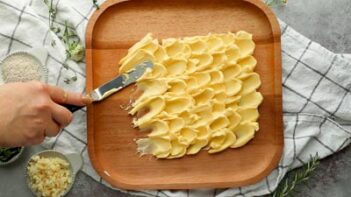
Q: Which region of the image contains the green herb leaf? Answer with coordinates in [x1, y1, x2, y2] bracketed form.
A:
[71, 76, 78, 82]
[61, 21, 85, 62]
[265, 0, 288, 7]
[51, 27, 61, 34]
[64, 78, 71, 84]
[93, 0, 100, 9]
[51, 40, 56, 47]
[272, 154, 320, 197]
[62, 63, 69, 69]
[63, 75, 78, 84]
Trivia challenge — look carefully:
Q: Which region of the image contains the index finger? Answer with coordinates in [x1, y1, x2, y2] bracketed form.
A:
[44, 84, 91, 106]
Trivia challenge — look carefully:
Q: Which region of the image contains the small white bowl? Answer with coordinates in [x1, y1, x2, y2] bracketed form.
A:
[0, 50, 48, 84]
[25, 150, 83, 197]
[0, 147, 24, 166]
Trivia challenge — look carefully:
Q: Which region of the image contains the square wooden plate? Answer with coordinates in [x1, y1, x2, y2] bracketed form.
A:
[86, 0, 283, 189]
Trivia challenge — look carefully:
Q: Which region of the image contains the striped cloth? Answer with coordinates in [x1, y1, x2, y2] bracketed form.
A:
[0, 0, 350, 196]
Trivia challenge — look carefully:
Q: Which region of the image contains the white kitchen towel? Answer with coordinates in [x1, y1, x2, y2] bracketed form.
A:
[0, 1, 351, 197]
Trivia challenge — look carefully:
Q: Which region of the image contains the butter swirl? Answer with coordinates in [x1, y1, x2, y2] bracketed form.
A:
[120, 32, 262, 159]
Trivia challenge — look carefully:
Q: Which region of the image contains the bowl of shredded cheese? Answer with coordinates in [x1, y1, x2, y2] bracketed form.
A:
[26, 150, 83, 197]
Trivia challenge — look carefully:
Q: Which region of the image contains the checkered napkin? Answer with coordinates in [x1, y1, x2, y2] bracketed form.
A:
[1, 0, 351, 196]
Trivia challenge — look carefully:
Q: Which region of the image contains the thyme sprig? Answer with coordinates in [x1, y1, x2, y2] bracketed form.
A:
[45, 0, 57, 30]
[43, 0, 84, 85]
[43, 0, 85, 64]
[265, 0, 288, 7]
[272, 154, 320, 197]
[62, 21, 85, 62]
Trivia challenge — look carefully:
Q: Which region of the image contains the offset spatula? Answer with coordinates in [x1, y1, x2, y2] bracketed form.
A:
[63, 61, 153, 112]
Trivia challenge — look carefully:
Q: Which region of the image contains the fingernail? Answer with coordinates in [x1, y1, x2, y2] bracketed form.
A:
[82, 94, 93, 104]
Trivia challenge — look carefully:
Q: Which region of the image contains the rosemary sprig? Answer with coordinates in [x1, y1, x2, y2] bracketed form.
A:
[272, 154, 320, 197]
[265, 0, 288, 7]
[92, 0, 100, 9]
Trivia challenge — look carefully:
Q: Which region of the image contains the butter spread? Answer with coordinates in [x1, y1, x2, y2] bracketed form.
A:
[119, 32, 263, 159]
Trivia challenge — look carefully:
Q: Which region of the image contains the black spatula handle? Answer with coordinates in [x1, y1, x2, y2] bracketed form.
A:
[62, 104, 84, 113]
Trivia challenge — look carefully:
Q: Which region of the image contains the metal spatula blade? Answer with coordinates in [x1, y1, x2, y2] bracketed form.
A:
[63, 61, 153, 112]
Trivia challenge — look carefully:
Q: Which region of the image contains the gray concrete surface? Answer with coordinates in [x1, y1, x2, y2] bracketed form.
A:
[0, 0, 351, 196]
[272, 1, 351, 197]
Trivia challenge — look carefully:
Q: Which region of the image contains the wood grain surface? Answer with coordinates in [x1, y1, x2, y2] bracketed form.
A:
[86, 0, 283, 189]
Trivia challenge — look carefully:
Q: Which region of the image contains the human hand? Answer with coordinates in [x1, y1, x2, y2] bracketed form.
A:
[0, 81, 90, 147]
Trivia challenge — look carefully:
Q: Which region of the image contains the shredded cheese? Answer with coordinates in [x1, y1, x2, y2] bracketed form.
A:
[27, 155, 72, 197]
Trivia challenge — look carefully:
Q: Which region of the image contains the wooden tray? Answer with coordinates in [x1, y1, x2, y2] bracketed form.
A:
[86, 0, 283, 189]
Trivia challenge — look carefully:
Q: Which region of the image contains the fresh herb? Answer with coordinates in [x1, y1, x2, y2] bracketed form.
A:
[0, 148, 12, 160]
[47, 0, 57, 30]
[63, 78, 70, 84]
[0, 147, 22, 162]
[272, 154, 320, 197]
[62, 21, 85, 62]
[43, 0, 85, 66]
[63, 63, 69, 70]
[51, 40, 56, 47]
[265, 0, 288, 7]
[92, 0, 100, 9]
[51, 26, 61, 34]
[64, 75, 78, 84]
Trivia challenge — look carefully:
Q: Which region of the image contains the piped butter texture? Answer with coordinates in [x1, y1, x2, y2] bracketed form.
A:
[119, 32, 262, 159]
